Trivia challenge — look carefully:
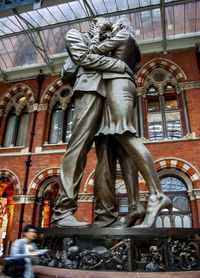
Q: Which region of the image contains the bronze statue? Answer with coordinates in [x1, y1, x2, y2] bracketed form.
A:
[52, 17, 172, 229]
[52, 18, 132, 228]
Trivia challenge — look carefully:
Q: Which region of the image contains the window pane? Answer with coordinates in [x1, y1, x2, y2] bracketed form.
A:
[156, 216, 163, 227]
[119, 197, 128, 213]
[163, 216, 171, 227]
[148, 121, 163, 141]
[160, 176, 187, 192]
[174, 215, 182, 228]
[172, 195, 190, 211]
[164, 89, 178, 111]
[16, 112, 29, 146]
[147, 87, 160, 112]
[49, 105, 63, 144]
[167, 120, 182, 139]
[3, 113, 17, 147]
[183, 215, 191, 228]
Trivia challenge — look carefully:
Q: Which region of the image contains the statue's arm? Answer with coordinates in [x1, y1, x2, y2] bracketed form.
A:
[65, 29, 126, 73]
[90, 29, 127, 55]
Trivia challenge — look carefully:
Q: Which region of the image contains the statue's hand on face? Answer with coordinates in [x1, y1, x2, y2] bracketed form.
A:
[111, 22, 121, 35]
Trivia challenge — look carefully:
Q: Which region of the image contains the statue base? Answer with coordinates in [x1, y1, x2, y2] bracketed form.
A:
[36, 228, 200, 273]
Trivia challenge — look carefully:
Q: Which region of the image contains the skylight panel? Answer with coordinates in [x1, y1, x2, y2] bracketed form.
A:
[127, 0, 140, 9]
[88, 0, 106, 14]
[68, 1, 87, 19]
[115, 0, 129, 11]
[47, 5, 68, 23]
[37, 8, 57, 25]
[58, 3, 77, 21]
[104, 0, 118, 13]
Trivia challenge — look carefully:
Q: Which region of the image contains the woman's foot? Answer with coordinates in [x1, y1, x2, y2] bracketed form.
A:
[123, 203, 145, 227]
[133, 194, 172, 228]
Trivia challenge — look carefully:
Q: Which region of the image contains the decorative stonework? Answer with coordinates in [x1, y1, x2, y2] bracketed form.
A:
[179, 81, 200, 90]
[0, 83, 34, 116]
[0, 169, 20, 194]
[29, 167, 60, 195]
[41, 78, 73, 111]
[136, 58, 187, 87]
[13, 195, 36, 204]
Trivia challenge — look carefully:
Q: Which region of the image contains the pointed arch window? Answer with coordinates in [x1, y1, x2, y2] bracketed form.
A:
[146, 84, 182, 141]
[2, 107, 29, 147]
[49, 101, 74, 144]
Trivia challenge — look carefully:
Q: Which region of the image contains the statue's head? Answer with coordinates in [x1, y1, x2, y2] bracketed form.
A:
[88, 17, 111, 39]
[93, 17, 111, 32]
[63, 237, 74, 248]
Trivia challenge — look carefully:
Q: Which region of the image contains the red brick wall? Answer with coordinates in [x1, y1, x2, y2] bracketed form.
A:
[0, 49, 200, 243]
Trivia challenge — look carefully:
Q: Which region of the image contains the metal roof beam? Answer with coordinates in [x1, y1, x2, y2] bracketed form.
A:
[160, 0, 167, 54]
[0, 67, 7, 81]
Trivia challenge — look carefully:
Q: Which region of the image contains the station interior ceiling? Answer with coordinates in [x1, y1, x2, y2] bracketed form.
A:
[0, 0, 199, 82]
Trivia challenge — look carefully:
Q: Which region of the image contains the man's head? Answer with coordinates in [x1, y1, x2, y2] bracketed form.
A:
[23, 224, 37, 241]
[93, 17, 111, 33]
[89, 17, 111, 39]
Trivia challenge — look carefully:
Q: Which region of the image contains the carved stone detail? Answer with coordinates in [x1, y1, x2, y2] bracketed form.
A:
[13, 195, 36, 204]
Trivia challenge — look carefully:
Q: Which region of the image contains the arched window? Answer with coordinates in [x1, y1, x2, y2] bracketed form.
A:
[48, 100, 74, 144]
[156, 176, 192, 228]
[41, 183, 59, 228]
[146, 84, 182, 141]
[2, 106, 29, 147]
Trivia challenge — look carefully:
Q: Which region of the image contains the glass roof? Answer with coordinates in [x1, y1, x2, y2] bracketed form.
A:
[0, 0, 199, 74]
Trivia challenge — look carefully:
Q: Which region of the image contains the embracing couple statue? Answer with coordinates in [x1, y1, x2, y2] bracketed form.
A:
[52, 17, 172, 229]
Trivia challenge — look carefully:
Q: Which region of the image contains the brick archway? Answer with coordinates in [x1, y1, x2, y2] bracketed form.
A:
[0, 169, 20, 194]
[155, 158, 200, 190]
[0, 83, 34, 113]
[29, 167, 60, 195]
[136, 58, 187, 87]
[41, 78, 64, 105]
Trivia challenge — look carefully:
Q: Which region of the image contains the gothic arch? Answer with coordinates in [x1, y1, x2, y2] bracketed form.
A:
[136, 58, 187, 87]
[0, 83, 35, 116]
[28, 167, 60, 195]
[41, 78, 73, 106]
[0, 169, 21, 194]
[154, 158, 200, 192]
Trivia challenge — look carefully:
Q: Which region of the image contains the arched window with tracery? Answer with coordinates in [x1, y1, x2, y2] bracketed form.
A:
[138, 66, 190, 141]
[146, 82, 182, 141]
[48, 88, 74, 144]
[2, 95, 30, 147]
[156, 176, 192, 228]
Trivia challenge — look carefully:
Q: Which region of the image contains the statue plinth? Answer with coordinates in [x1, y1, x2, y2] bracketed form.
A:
[36, 228, 200, 273]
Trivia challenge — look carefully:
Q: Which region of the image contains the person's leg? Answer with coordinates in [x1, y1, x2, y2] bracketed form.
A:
[52, 92, 103, 227]
[116, 143, 145, 227]
[114, 133, 172, 228]
[93, 135, 118, 227]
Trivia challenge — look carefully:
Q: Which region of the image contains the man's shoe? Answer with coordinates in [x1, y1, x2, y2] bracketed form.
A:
[52, 214, 91, 228]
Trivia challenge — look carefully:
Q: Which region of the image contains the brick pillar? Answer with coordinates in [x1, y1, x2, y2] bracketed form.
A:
[44, 111, 51, 144]
[0, 116, 6, 145]
[195, 198, 200, 228]
[190, 199, 199, 228]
